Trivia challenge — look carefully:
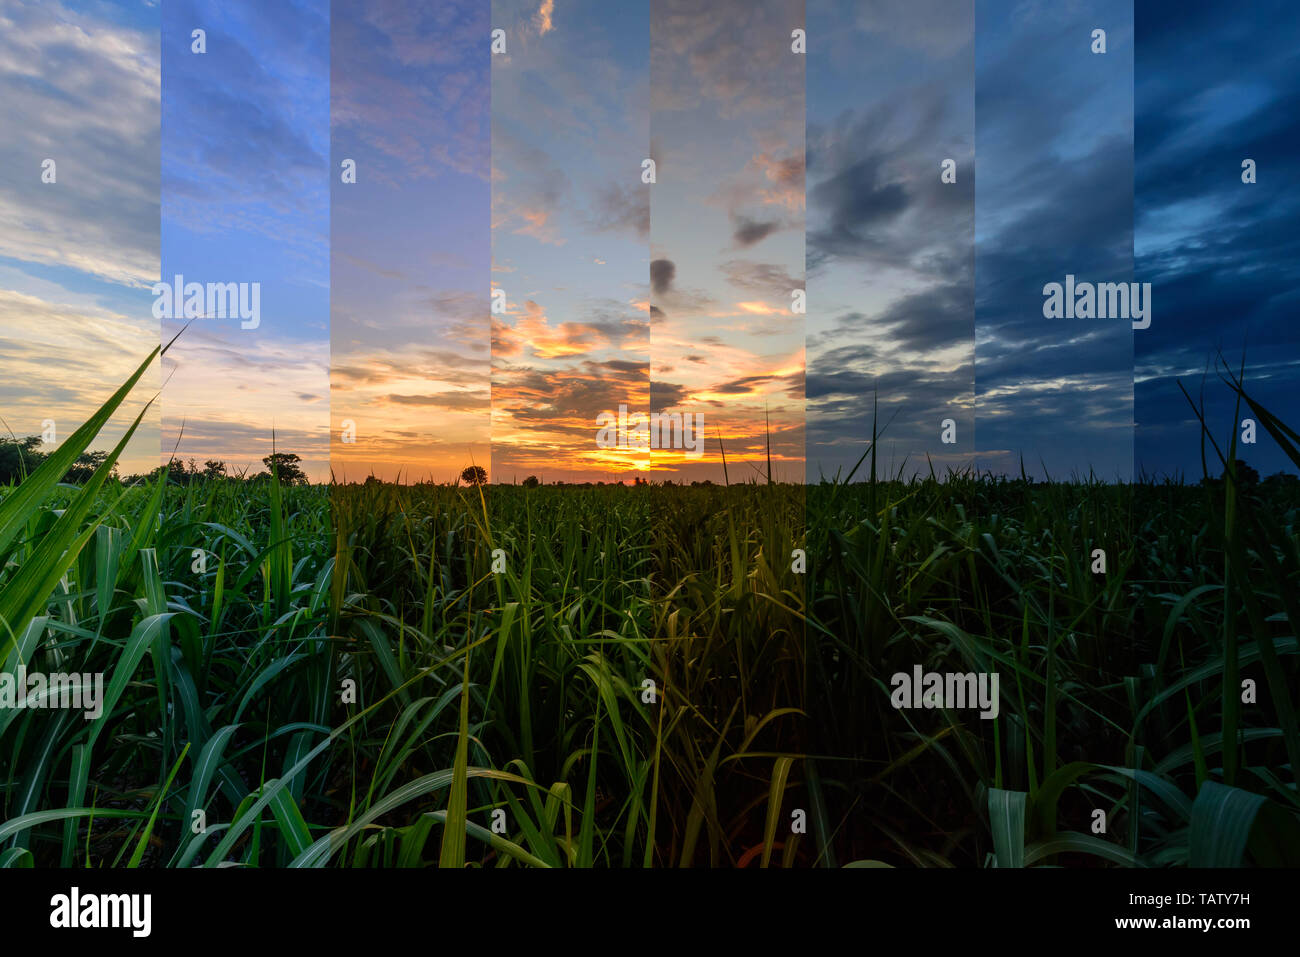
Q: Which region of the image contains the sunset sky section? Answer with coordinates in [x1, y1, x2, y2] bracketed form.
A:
[650, 0, 806, 484]
[331, 0, 490, 484]
[491, 0, 650, 484]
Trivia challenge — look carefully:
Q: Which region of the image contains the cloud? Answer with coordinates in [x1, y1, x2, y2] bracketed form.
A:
[650, 259, 676, 295]
[808, 157, 909, 259]
[720, 260, 802, 298]
[587, 180, 650, 238]
[0, 287, 159, 473]
[160, 326, 329, 479]
[854, 0, 973, 56]
[161, 0, 330, 254]
[493, 299, 645, 362]
[491, 131, 571, 244]
[970, 0, 1133, 479]
[649, 380, 688, 409]
[535, 0, 555, 36]
[490, 354, 650, 476]
[1133, 0, 1300, 478]
[338, 253, 406, 281]
[805, 0, 975, 481]
[330, 0, 489, 187]
[332, 348, 489, 390]
[731, 214, 781, 248]
[0, 0, 160, 286]
[386, 390, 489, 410]
[652, 0, 804, 118]
[755, 152, 805, 210]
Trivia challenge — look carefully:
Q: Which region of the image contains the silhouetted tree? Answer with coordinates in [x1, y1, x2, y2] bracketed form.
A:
[461, 465, 487, 486]
[263, 452, 307, 486]
[0, 436, 46, 484]
[62, 449, 112, 484]
[1262, 471, 1300, 493]
[1222, 457, 1260, 488]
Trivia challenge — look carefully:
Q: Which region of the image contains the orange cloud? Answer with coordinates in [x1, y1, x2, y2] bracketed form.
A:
[494, 300, 613, 360]
[535, 0, 555, 36]
[736, 300, 784, 315]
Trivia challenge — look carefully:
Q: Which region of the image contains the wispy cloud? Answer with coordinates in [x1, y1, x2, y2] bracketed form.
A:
[0, 0, 160, 473]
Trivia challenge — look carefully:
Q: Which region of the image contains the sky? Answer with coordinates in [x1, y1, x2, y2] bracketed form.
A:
[806, 0, 974, 482]
[0, 0, 160, 476]
[975, 0, 1134, 482]
[650, 0, 805, 484]
[1134, 0, 1300, 480]
[161, 0, 330, 481]
[491, 0, 650, 484]
[331, 0, 490, 484]
[5, 0, 1298, 486]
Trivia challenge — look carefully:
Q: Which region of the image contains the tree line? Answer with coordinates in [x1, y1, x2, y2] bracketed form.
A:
[0, 435, 308, 486]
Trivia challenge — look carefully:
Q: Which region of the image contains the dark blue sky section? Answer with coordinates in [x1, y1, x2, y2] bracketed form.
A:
[1135, 0, 1300, 479]
[975, 0, 1134, 481]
